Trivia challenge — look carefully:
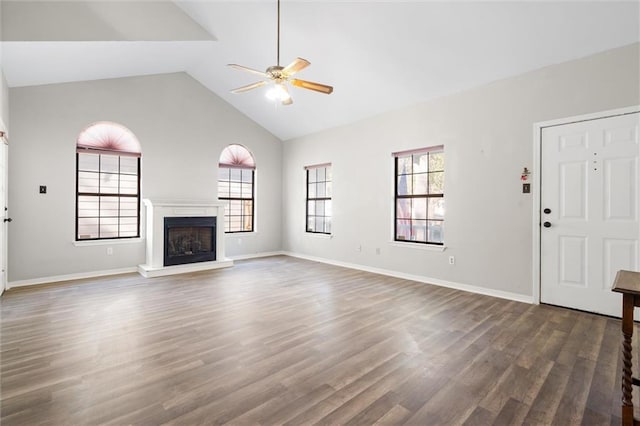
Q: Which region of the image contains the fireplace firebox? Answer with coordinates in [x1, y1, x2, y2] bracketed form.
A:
[164, 217, 216, 266]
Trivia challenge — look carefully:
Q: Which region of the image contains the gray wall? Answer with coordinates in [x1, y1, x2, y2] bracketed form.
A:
[9, 72, 282, 282]
[0, 69, 7, 132]
[282, 43, 640, 298]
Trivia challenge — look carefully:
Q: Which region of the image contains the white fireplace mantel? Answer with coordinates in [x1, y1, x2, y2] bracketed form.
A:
[138, 199, 233, 278]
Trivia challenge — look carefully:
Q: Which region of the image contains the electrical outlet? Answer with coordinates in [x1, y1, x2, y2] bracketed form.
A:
[39, 185, 47, 194]
[449, 256, 455, 265]
[106, 247, 113, 256]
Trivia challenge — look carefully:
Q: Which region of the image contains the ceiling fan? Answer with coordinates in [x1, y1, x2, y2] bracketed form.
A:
[228, 0, 333, 105]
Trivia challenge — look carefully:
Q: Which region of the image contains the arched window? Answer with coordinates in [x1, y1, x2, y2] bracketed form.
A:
[76, 122, 141, 240]
[218, 144, 255, 233]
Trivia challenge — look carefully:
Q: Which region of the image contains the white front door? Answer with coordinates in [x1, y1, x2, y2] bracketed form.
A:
[540, 112, 640, 317]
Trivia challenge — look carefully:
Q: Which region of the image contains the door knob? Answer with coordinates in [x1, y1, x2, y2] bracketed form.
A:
[3, 218, 12, 223]
[543, 208, 551, 214]
[543, 221, 551, 228]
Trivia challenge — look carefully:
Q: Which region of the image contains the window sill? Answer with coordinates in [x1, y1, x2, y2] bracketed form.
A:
[388, 241, 446, 252]
[73, 238, 144, 247]
[306, 232, 333, 239]
[225, 231, 258, 237]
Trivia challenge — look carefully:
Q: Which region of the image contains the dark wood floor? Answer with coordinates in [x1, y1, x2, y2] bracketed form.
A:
[0, 255, 633, 425]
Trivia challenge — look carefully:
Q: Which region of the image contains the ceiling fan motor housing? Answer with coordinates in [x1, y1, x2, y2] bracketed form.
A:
[266, 65, 287, 80]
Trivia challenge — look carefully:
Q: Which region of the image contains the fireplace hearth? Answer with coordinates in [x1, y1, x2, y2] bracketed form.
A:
[164, 217, 216, 266]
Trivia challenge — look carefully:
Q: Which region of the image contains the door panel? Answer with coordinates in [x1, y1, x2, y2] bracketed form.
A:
[541, 112, 640, 317]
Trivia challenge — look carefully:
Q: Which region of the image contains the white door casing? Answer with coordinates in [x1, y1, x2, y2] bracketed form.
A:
[0, 129, 6, 295]
[540, 111, 640, 317]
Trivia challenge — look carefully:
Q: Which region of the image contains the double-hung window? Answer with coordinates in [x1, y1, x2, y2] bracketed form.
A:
[305, 164, 332, 234]
[76, 122, 141, 240]
[218, 144, 255, 233]
[394, 146, 444, 244]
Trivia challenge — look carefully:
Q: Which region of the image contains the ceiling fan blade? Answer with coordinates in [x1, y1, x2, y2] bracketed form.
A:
[291, 79, 334, 94]
[228, 64, 267, 77]
[283, 57, 310, 76]
[231, 81, 267, 94]
[281, 84, 293, 105]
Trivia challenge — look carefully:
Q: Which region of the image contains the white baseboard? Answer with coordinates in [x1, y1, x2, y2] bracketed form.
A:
[282, 251, 534, 304]
[229, 251, 286, 261]
[7, 267, 138, 289]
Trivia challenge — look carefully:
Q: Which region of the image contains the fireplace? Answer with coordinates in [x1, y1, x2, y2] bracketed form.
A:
[138, 199, 233, 278]
[164, 217, 216, 266]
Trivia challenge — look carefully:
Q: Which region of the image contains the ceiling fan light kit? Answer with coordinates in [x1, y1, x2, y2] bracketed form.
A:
[228, 0, 333, 106]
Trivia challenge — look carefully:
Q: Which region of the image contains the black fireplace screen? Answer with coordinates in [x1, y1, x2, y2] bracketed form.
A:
[164, 217, 216, 266]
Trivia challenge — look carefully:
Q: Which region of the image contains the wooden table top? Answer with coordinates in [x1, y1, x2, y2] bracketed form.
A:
[612, 270, 640, 295]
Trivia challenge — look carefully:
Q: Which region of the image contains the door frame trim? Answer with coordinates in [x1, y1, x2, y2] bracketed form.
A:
[532, 105, 640, 304]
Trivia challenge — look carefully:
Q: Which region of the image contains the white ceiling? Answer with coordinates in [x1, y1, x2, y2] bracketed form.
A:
[2, 1, 639, 141]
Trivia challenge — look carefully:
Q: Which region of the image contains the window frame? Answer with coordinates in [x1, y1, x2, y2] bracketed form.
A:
[217, 166, 255, 233]
[305, 163, 332, 235]
[75, 150, 141, 241]
[393, 146, 444, 245]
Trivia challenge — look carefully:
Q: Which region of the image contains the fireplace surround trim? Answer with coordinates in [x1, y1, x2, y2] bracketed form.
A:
[138, 199, 233, 278]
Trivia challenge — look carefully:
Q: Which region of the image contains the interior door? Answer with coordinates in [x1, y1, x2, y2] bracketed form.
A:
[540, 112, 640, 317]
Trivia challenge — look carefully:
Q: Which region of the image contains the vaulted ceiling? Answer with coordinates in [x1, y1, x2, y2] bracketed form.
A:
[2, 1, 639, 140]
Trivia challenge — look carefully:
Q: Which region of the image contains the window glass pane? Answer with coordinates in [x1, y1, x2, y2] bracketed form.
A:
[229, 200, 242, 216]
[242, 200, 253, 217]
[78, 218, 99, 239]
[100, 155, 119, 173]
[78, 171, 99, 193]
[429, 152, 444, 172]
[100, 173, 119, 194]
[317, 167, 326, 182]
[428, 198, 445, 220]
[100, 197, 119, 217]
[397, 175, 411, 196]
[324, 217, 332, 234]
[241, 183, 252, 198]
[120, 157, 138, 175]
[242, 215, 253, 231]
[308, 183, 316, 199]
[412, 174, 428, 195]
[326, 181, 332, 197]
[325, 200, 332, 217]
[411, 220, 427, 242]
[316, 182, 326, 198]
[315, 217, 325, 233]
[78, 153, 99, 172]
[412, 198, 427, 220]
[428, 220, 444, 244]
[78, 196, 99, 217]
[315, 200, 324, 216]
[397, 156, 411, 175]
[413, 153, 428, 173]
[230, 168, 241, 182]
[230, 216, 242, 232]
[218, 167, 230, 181]
[218, 181, 229, 198]
[307, 201, 315, 216]
[229, 182, 242, 198]
[326, 166, 332, 181]
[396, 219, 411, 241]
[241, 169, 253, 183]
[307, 217, 315, 232]
[119, 174, 138, 195]
[396, 199, 411, 219]
[120, 217, 138, 236]
[120, 197, 138, 217]
[429, 172, 445, 194]
[308, 169, 317, 183]
[99, 217, 119, 238]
